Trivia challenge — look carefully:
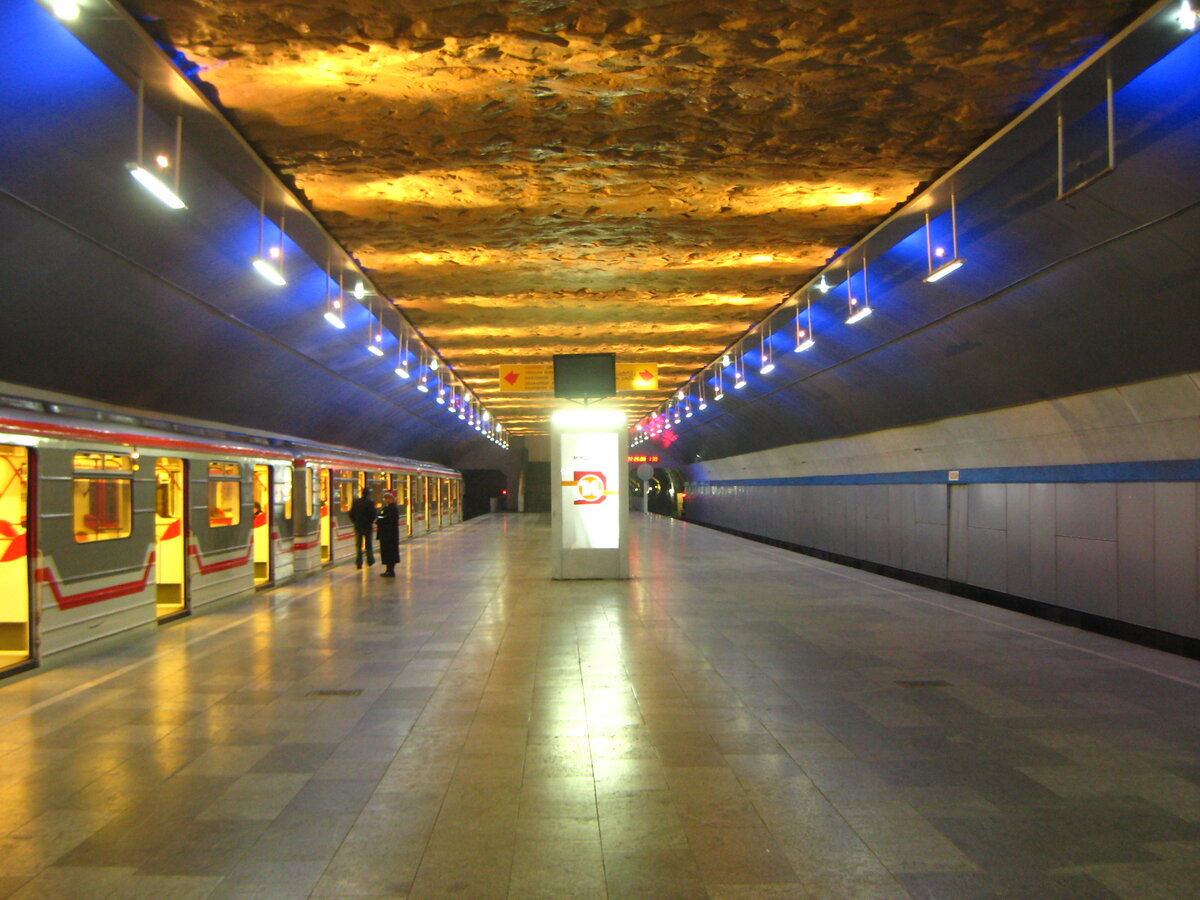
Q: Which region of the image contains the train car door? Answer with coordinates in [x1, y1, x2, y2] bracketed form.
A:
[404, 474, 413, 537]
[155, 457, 188, 620]
[320, 468, 332, 563]
[423, 475, 430, 530]
[0, 444, 32, 669]
[252, 464, 272, 586]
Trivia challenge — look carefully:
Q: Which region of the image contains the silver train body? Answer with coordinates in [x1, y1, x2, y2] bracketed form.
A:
[0, 392, 461, 677]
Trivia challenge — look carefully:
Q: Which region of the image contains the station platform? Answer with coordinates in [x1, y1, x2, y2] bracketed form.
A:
[1, 513, 1199, 899]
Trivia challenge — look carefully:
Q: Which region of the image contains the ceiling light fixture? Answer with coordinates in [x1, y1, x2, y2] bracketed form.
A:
[846, 256, 873, 325]
[322, 260, 345, 328]
[794, 289, 815, 352]
[924, 189, 965, 282]
[759, 326, 775, 375]
[697, 378, 708, 411]
[1178, 0, 1197, 29]
[251, 192, 286, 285]
[127, 80, 185, 210]
[733, 350, 747, 390]
[395, 333, 410, 378]
[51, 0, 80, 20]
[365, 296, 384, 356]
[713, 363, 724, 402]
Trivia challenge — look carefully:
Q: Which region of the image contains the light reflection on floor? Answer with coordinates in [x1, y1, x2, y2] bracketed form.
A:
[0, 513, 1198, 898]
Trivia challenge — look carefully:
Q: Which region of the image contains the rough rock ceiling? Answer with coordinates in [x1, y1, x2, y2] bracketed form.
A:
[122, 0, 1147, 435]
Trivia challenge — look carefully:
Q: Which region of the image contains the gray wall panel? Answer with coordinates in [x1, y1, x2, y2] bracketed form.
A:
[968, 483, 1008, 530]
[1056, 483, 1118, 541]
[967, 526, 1009, 593]
[1153, 483, 1198, 638]
[1006, 484, 1033, 600]
[1117, 484, 1156, 629]
[915, 484, 947, 526]
[1056, 536, 1119, 618]
[948, 485, 969, 584]
[1030, 484, 1058, 605]
[686, 470, 1198, 645]
[889, 485, 910, 570]
[913, 522, 948, 578]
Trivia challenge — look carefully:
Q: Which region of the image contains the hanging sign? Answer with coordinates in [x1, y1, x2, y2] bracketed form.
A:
[499, 363, 658, 392]
[498, 363, 554, 392]
[617, 363, 658, 391]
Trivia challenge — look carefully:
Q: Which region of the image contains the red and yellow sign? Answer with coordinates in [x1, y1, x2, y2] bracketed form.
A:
[498, 363, 554, 392]
[617, 363, 658, 391]
[498, 362, 658, 392]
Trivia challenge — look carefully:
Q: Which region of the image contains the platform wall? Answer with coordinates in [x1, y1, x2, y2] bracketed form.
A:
[684, 372, 1200, 645]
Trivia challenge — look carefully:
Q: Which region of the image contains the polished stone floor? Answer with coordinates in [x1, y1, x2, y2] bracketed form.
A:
[1, 513, 1199, 899]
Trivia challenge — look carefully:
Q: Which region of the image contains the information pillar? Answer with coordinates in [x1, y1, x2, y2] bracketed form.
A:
[550, 409, 630, 580]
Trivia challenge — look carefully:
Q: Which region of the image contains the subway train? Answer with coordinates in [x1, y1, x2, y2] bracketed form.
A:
[0, 388, 462, 679]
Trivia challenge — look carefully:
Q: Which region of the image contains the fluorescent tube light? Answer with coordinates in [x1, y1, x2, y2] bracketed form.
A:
[924, 257, 965, 283]
[52, 0, 80, 20]
[323, 311, 345, 329]
[128, 164, 185, 209]
[846, 306, 873, 324]
[251, 257, 286, 286]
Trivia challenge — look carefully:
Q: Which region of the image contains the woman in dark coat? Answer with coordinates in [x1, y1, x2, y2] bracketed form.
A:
[376, 491, 401, 577]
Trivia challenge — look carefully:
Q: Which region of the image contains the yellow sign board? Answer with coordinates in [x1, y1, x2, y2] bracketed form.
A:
[498, 363, 553, 392]
[498, 362, 659, 392]
[617, 363, 658, 391]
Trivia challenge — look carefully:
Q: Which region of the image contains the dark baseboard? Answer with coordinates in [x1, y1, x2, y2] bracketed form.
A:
[691, 519, 1200, 662]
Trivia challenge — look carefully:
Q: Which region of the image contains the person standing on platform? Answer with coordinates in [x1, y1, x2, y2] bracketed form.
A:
[350, 487, 377, 568]
[377, 490, 401, 577]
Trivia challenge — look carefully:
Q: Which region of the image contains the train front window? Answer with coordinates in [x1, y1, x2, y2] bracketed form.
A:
[73, 451, 133, 542]
[207, 461, 242, 527]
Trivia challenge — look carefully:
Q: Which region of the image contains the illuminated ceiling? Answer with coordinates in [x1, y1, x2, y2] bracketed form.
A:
[121, 0, 1149, 435]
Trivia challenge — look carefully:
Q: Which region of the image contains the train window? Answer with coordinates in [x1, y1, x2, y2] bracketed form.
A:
[73, 451, 133, 542]
[278, 470, 293, 520]
[74, 451, 133, 473]
[337, 480, 353, 512]
[207, 461, 242, 528]
[304, 469, 314, 518]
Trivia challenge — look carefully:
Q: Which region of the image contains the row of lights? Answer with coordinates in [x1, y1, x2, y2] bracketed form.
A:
[634, 0, 1199, 449]
[85, 20, 509, 449]
[632, 190, 967, 447]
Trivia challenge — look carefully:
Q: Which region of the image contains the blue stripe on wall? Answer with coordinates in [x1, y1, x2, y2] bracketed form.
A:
[691, 460, 1200, 488]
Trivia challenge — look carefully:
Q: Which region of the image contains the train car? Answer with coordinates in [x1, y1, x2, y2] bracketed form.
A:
[0, 389, 461, 678]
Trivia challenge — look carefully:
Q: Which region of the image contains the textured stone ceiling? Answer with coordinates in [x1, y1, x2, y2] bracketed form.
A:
[123, 0, 1146, 435]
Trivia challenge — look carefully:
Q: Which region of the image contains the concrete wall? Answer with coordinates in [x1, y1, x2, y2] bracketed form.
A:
[685, 371, 1200, 644]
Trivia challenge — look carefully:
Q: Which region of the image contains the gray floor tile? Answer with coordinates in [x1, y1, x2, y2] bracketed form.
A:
[1, 514, 1199, 898]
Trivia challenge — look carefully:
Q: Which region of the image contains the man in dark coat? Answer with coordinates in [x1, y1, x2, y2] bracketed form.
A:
[377, 490, 401, 577]
[349, 487, 377, 568]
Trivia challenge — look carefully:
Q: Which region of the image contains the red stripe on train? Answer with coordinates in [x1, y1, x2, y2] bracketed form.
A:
[37, 553, 157, 611]
[187, 543, 252, 575]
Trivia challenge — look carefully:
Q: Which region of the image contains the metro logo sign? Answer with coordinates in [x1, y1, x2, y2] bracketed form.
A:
[572, 471, 608, 505]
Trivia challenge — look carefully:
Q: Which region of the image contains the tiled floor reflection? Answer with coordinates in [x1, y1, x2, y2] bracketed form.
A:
[1, 513, 1199, 898]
